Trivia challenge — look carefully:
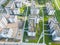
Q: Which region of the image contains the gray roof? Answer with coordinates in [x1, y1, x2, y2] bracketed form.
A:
[6, 0, 14, 8]
[48, 17, 60, 37]
[46, 2, 55, 11]
[53, 24, 60, 37]
[28, 19, 36, 32]
[0, 0, 7, 5]
[28, 14, 39, 19]
[30, 7, 39, 15]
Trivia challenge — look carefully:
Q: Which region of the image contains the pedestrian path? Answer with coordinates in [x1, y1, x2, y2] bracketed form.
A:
[20, 43, 46, 45]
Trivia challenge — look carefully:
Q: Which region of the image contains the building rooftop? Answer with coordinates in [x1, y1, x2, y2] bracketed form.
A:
[28, 14, 39, 19]
[0, 28, 13, 38]
[0, 0, 7, 5]
[30, 7, 39, 15]
[6, 0, 14, 8]
[28, 19, 36, 32]
[53, 24, 60, 37]
[48, 17, 60, 37]
[46, 2, 54, 10]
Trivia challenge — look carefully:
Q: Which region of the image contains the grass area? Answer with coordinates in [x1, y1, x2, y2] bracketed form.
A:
[39, 7, 43, 16]
[35, 0, 49, 4]
[27, 7, 30, 16]
[43, 12, 52, 45]
[25, 20, 28, 30]
[19, 5, 27, 16]
[51, 42, 60, 45]
[2, 0, 10, 7]
[51, 0, 59, 10]
[20, 7, 25, 14]
[51, 0, 60, 23]
[23, 20, 28, 42]
[23, 31, 28, 42]
[57, 0, 60, 7]
[18, 6, 30, 16]
[37, 21, 43, 43]
[55, 10, 60, 23]
[42, 7, 53, 45]
[44, 16, 52, 45]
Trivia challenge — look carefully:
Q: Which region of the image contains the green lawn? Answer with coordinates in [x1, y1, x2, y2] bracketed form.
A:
[39, 7, 43, 16]
[35, 0, 49, 4]
[37, 21, 43, 43]
[55, 10, 60, 23]
[18, 6, 30, 16]
[55, 0, 60, 8]
[51, 0, 59, 10]
[51, 0, 60, 23]
[19, 5, 27, 16]
[25, 20, 28, 30]
[23, 20, 28, 42]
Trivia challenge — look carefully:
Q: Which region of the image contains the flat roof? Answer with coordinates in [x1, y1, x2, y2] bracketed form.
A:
[28, 19, 36, 32]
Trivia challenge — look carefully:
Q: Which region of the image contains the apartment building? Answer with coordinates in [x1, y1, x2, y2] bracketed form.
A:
[5, 0, 22, 15]
[0, 14, 18, 38]
[46, 2, 55, 15]
[0, 0, 7, 5]
[48, 17, 60, 41]
[27, 1, 40, 36]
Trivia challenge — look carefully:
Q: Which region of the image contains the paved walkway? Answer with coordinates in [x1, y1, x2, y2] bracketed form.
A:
[0, 42, 46, 45]
[20, 43, 46, 45]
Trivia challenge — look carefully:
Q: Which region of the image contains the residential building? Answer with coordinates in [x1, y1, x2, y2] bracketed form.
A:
[30, 1, 39, 15]
[14, 0, 23, 8]
[30, 7, 39, 15]
[5, 0, 20, 15]
[0, 6, 4, 13]
[28, 14, 40, 36]
[48, 17, 58, 29]
[48, 17, 60, 41]
[0, 14, 22, 42]
[0, 0, 7, 5]
[27, 1, 40, 36]
[46, 2, 55, 15]
[0, 16, 8, 28]
[0, 28, 13, 38]
[28, 18, 36, 36]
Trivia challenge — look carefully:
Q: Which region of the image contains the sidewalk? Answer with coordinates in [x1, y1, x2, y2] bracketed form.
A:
[20, 43, 46, 45]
